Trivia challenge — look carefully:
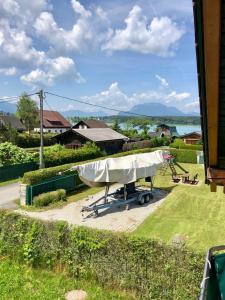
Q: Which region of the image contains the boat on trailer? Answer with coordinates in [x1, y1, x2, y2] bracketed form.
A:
[69, 150, 166, 217]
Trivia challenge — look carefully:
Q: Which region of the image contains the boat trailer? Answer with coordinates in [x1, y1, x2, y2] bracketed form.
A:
[81, 178, 154, 218]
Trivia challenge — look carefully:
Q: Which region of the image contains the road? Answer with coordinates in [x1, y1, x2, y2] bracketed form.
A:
[0, 183, 20, 209]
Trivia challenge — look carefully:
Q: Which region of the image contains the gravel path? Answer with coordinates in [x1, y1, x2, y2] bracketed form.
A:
[17, 186, 168, 232]
[0, 183, 19, 209]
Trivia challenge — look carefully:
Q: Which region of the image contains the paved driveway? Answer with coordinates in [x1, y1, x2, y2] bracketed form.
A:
[17, 187, 168, 232]
[0, 183, 19, 209]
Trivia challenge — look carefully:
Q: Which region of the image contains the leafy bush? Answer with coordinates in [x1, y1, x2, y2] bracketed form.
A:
[0, 212, 203, 300]
[0, 142, 35, 166]
[170, 148, 197, 164]
[149, 137, 170, 147]
[16, 133, 56, 148]
[44, 142, 104, 167]
[170, 138, 203, 150]
[33, 189, 66, 207]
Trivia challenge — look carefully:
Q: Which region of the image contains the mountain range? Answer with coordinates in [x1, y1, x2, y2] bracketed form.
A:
[0, 101, 199, 117]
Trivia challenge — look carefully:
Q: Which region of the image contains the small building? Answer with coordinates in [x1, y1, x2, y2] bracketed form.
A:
[156, 124, 179, 138]
[0, 114, 25, 132]
[55, 128, 129, 154]
[34, 110, 71, 134]
[180, 132, 202, 145]
[73, 119, 109, 129]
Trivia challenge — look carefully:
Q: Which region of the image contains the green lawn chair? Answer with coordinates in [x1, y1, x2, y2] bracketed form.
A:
[200, 246, 225, 300]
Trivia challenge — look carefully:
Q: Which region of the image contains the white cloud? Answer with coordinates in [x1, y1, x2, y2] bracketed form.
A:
[71, 0, 92, 18]
[155, 74, 168, 87]
[0, 19, 45, 69]
[81, 82, 134, 112]
[21, 56, 85, 87]
[102, 5, 185, 56]
[184, 100, 200, 112]
[34, 2, 112, 54]
[0, 0, 51, 29]
[65, 82, 192, 113]
[166, 91, 190, 102]
[0, 66, 17, 75]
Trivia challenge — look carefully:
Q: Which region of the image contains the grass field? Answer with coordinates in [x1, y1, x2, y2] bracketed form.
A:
[0, 258, 134, 300]
[134, 163, 225, 253]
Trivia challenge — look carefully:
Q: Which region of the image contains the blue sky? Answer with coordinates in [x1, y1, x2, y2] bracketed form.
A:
[0, 0, 199, 114]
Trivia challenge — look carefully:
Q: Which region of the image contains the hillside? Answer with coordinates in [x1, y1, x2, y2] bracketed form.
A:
[119, 102, 198, 117]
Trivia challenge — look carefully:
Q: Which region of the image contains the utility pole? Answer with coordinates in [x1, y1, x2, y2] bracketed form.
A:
[38, 90, 45, 169]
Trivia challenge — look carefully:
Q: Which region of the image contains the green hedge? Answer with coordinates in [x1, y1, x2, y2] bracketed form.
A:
[16, 133, 56, 148]
[170, 139, 203, 151]
[0, 212, 203, 299]
[170, 149, 197, 164]
[44, 146, 103, 168]
[22, 148, 198, 185]
[33, 189, 66, 207]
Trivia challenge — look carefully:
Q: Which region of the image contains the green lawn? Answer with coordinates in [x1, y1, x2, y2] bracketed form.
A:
[0, 258, 134, 300]
[134, 163, 225, 253]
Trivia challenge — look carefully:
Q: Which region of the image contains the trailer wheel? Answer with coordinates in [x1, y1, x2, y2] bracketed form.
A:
[144, 194, 150, 203]
[145, 193, 153, 203]
[138, 195, 145, 205]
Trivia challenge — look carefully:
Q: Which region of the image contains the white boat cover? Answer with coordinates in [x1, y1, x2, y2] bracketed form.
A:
[72, 150, 165, 187]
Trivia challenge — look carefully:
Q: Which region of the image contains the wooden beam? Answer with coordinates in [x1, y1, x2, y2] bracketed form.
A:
[203, 0, 221, 166]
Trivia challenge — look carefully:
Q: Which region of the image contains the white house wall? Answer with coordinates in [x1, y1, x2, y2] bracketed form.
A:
[34, 128, 68, 134]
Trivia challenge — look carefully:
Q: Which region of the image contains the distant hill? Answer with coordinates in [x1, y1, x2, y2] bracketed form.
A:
[0, 102, 17, 114]
[62, 110, 109, 117]
[119, 102, 198, 117]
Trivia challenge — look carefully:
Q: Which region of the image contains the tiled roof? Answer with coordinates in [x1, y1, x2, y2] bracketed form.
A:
[73, 120, 109, 128]
[0, 115, 25, 130]
[42, 110, 71, 128]
[73, 128, 128, 142]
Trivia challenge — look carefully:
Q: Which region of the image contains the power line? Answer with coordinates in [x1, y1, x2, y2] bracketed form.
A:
[45, 91, 154, 119]
[0, 92, 39, 104]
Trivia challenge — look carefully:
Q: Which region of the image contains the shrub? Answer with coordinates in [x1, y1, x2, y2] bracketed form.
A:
[150, 137, 170, 147]
[44, 142, 104, 167]
[170, 148, 197, 164]
[16, 133, 56, 148]
[0, 142, 35, 166]
[33, 189, 66, 207]
[0, 212, 203, 299]
[170, 138, 203, 151]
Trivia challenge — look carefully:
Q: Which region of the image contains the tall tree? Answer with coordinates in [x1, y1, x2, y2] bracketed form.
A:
[16, 93, 39, 134]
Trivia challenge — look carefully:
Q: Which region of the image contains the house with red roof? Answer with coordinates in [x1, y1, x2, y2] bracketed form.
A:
[34, 110, 71, 134]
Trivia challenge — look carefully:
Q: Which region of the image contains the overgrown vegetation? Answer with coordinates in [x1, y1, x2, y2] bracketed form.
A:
[0, 258, 133, 300]
[0, 212, 203, 299]
[33, 189, 66, 207]
[0, 142, 35, 166]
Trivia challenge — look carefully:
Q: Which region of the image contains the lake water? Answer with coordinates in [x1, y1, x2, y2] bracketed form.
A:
[119, 123, 201, 135]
